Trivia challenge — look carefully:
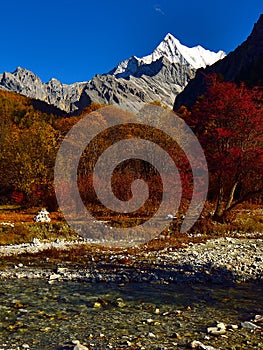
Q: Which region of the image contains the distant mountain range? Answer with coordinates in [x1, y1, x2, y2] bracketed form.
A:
[0, 34, 225, 114]
[174, 14, 263, 110]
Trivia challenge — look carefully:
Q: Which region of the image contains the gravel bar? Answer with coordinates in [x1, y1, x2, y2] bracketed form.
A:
[0, 237, 262, 284]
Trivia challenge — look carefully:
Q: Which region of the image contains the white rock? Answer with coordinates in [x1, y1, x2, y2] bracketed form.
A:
[253, 314, 263, 323]
[190, 340, 218, 349]
[32, 238, 41, 246]
[146, 318, 155, 324]
[49, 273, 60, 280]
[229, 324, 239, 330]
[166, 214, 177, 219]
[207, 322, 226, 335]
[34, 208, 51, 223]
[72, 340, 89, 350]
[148, 332, 156, 338]
[216, 322, 226, 330]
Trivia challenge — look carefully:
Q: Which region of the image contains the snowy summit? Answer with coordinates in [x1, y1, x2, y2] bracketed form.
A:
[111, 33, 226, 78]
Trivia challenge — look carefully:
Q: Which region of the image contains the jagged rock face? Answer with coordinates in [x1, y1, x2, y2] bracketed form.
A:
[75, 57, 196, 113]
[0, 67, 85, 113]
[174, 14, 263, 110]
[0, 34, 225, 113]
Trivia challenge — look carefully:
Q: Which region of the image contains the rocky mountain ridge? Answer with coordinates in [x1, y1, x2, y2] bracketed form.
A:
[0, 68, 85, 113]
[0, 34, 226, 113]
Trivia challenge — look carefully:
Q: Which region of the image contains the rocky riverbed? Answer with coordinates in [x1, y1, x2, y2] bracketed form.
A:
[0, 280, 262, 350]
[0, 237, 262, 349]
[0, 237, 262, 284]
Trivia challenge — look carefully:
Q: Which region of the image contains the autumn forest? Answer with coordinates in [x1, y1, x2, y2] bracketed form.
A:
[0, 74, 262, 238]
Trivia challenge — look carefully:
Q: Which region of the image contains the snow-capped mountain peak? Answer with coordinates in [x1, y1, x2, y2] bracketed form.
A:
[111, 33, 226, 78]
[0, 33, 226, 113]
[141, 33, 183, 65]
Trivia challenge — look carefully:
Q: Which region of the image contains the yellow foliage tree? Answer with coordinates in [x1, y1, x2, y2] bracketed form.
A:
[0, 120, 59, 205]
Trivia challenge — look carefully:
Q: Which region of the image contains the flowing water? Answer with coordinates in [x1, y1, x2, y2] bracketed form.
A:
[0, 279, 262, 349]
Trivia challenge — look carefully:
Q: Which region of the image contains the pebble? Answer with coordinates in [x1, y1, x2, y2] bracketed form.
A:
[207, 322, 226, 336]
[72, 340, 89, 350]
[190, 340, 218, 349]
[148, 332, 156, 338]
[252, 314, 263, 323]
[229, 324, 239, 330]
[146, 318, 155, 324]
[93, 302, 102, 308]
[115, 297, 126, 308]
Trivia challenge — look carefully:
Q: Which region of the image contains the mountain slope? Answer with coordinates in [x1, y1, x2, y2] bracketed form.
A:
[76, 56, 196, 112]
[174, 14, 263, 110]
[0, 34, 225, 113]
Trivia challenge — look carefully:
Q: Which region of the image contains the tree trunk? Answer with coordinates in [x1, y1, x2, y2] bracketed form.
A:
[225, 181, 238, 210]
[213, 175, 224, 221]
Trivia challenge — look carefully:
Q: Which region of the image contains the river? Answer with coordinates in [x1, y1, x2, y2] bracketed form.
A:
[0, 279, 262, 349]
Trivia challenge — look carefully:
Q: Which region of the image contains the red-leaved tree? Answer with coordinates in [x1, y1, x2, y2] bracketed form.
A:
[186, 74, 263, 221]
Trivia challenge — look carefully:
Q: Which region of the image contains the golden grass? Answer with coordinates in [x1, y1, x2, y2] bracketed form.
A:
[0, 203, 262, 249]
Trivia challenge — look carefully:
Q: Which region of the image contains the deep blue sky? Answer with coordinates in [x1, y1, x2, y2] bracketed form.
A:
[1, 1, 262, 84]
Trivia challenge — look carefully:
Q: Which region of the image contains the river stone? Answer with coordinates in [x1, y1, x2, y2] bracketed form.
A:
[115, 297, 126, 308]
[241, 321, 261, 330]
[229, 324, 239, 330]
[190, 340, 218, 349]
[207, 322, 226, 335]
[253, 314, 263, 323]
[148, 332, 156, 338]
[72, 340, 89, 350]
[93, 301, 102, 308]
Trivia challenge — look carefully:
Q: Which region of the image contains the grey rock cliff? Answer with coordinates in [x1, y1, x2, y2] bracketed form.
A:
[75, 57, 196, 113]
[0, 67, 85, 113]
